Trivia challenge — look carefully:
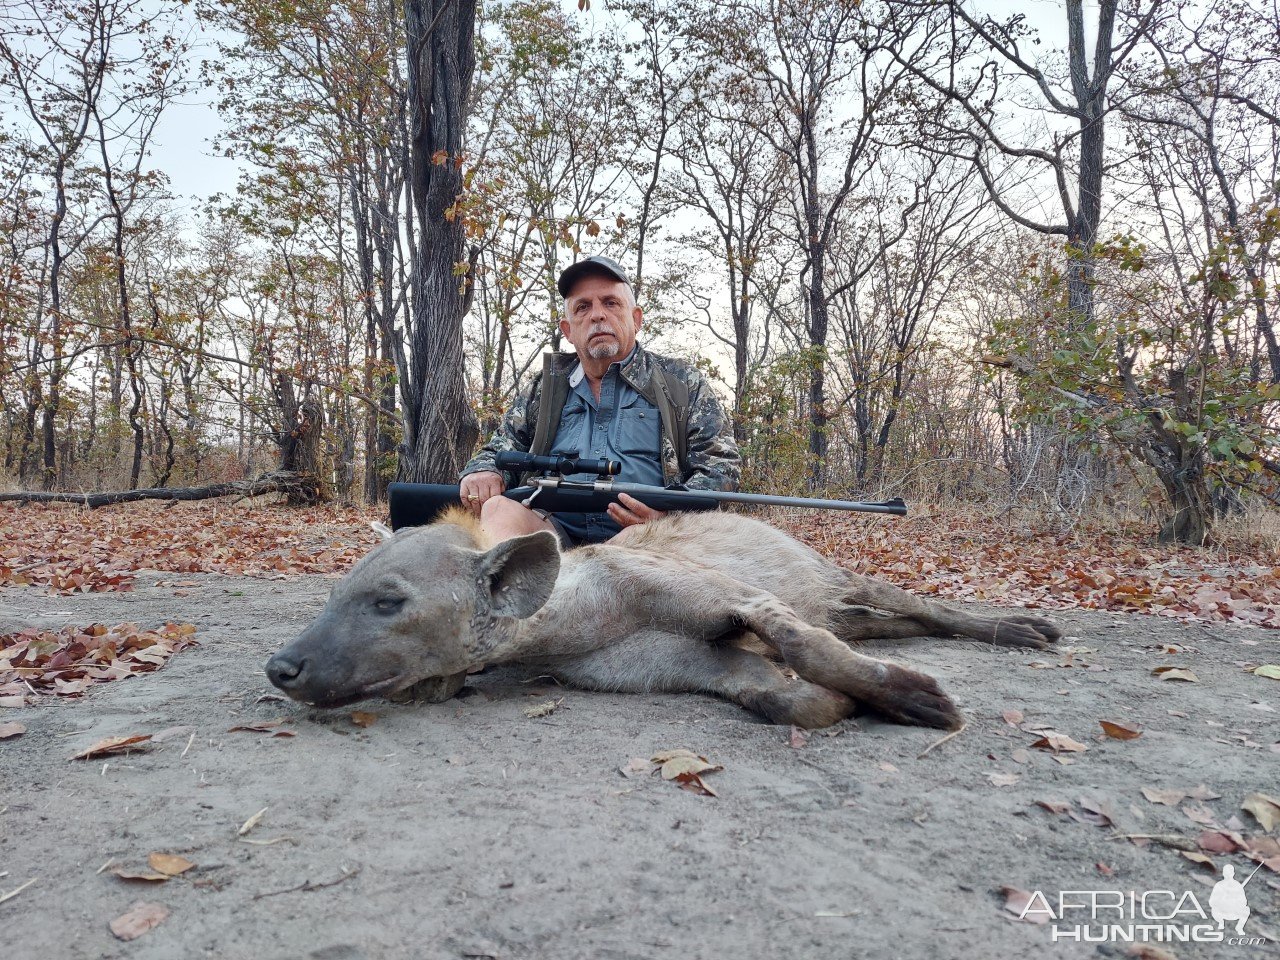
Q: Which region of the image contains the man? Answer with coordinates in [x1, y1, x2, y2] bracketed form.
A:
[459, 255, 740, 546]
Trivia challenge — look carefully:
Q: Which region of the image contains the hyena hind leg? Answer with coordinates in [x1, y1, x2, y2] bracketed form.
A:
[839, 573, 1062, 650]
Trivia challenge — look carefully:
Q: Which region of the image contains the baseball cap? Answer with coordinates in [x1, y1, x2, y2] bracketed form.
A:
[557, 255, 632, 298]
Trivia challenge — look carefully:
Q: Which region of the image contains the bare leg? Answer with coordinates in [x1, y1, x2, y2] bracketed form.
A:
[548, 630, 855, 729]
[479, 495, 557, 545]
[838, 572, 1061, 649]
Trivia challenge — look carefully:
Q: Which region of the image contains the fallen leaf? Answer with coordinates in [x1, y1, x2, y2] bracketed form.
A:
[1001, 709, 1024, 726]
[987, 772, 1020, 787]
[650, 749, 723, 796]
[1180, 851, 1217, 871]
[1152, 666, 1199, 682]
[1100, 720, 1142, 740]
[999, 885, 1048, 923]
[0, 721, 25, 739]
[1242, 793, 1280, 832]
[112, 866, 171, 882]
[618, 757, 649, 778]
[878, 761, 899, 773]
[238, 807, 268, 836]
[350, 711, 377, 728]
[1182, 804, 1217, 826]
[1189, 784, 1222, 801]
[147, 853, 194, 877]
[1253, 665, 1280, 680]
[1142, 787, 1188, 806]
[109, 901, 169, 941]
[227, 719, 285, 733]
[1096, 862, 1114, 877]
[1030, 733, 1089, 754]
[1011, 748, 1031, 764]
[523, 699, 561, 719]
[789, 726, 809, 749]
[1035, 800, 1071, 815]
[1075, 797, 1118, 828]
[70, 734, 151, 760]
[1198, 830, 1241, 854]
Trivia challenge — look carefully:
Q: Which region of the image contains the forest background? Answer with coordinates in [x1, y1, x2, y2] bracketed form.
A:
[2, 0, 1278, 549]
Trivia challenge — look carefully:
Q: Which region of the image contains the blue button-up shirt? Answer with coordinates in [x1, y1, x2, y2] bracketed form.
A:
[547, 347, 662, 543]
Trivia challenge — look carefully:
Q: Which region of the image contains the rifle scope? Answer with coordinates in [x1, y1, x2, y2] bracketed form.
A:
[495, 450, 621, 477]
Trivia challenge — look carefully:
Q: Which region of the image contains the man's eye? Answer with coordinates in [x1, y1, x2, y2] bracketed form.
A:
[375, 597, 405, 612]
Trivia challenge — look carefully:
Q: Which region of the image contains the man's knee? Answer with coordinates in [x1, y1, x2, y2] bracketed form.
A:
[480, 495, 553, 539]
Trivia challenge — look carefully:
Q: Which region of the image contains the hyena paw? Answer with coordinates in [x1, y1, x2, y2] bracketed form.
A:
[873, 664, 963, 730]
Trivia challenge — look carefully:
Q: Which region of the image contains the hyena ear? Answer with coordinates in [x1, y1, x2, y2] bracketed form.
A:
[370, 521, 395, 541]
[475, 530, 561, 620]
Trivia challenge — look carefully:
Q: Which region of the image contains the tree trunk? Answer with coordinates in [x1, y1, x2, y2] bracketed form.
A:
[397, 0, 479, 484]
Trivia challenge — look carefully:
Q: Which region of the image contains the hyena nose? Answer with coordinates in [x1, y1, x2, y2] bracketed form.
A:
[266, 652, 307, 690]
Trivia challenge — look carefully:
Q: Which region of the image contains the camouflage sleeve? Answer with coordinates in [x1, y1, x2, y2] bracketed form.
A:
[682, 369, 741, 492]
[459, 380, 537, 482]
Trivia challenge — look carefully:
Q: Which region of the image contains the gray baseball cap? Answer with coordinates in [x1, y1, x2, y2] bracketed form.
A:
[557, 255, 631, 298]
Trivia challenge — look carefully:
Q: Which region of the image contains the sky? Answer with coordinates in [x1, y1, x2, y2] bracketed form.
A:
[148, 0, 1090, 212]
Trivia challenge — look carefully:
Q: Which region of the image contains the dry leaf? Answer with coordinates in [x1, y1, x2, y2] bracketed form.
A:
[112, 866, 170, 882]
[1142, 787, 1188, 806]
[1198, 830, 1242, 854]
[1180, 851, 1217, 871]
[1152, 666, 1199, 682]
[1182, 803, 1217, 826]
[109, 901, 169, 941]
[227, 719, 285, 733]
[1188, 784, 1222, 801]
[0, 721, 25, 739]
[987, 772, 1020, 787]
[1011, 748, 1031, 764]
[70, 734, 151, 760]
[618, 757, 649, 778]
[238, 807, 268, 836]
[1253, 665, 1280, 680]
[1100, 720, 1142, 740]
[1075, 797, 1117, 828]
[1030, 733, 1088, 754]
[1035, 799, 1071, 815]
[1242, 793, 1280, 832]
[650, 749, 722, 796]
[999, 885, 1048, 923]
[148, 853, 194, 877]
[789, 726, 809, 749]
[523, 699, 561, 719]
[350, 711, 377, 728]
[1001, 709, 1024, 726]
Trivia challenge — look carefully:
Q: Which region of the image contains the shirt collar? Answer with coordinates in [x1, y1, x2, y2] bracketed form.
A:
[569, 344, 638, 387]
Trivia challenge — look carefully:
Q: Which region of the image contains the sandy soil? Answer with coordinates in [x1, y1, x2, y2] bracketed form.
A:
[1, 568, 1278, 960]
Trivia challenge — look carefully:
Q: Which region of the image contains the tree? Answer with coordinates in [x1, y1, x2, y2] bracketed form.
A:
[397, 0, 479, 482]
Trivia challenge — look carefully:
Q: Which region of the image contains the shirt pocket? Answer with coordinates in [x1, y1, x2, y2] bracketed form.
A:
[549, 397, 588, 456]
[616, 401, 661, 458]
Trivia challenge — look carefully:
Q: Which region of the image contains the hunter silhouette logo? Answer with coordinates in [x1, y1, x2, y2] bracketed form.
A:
[1210, 863, 1260, 934]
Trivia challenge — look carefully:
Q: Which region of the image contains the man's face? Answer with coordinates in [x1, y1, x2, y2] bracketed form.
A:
[560, 274, 643, 363]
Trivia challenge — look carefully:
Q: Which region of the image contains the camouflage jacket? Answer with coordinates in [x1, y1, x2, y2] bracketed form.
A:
[461, 343, 740, 491]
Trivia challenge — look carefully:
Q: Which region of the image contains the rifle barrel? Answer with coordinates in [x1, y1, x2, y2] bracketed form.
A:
[610, 483, 906, 515]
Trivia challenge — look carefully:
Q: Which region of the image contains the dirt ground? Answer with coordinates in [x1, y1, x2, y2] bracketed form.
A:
[2, 564, 1278, 960]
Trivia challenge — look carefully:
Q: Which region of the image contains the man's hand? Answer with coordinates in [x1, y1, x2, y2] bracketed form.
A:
[607, 491, 667, 529]
[459, 471, 504, 515]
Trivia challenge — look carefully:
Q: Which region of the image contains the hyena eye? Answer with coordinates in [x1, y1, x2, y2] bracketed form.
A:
[374, 597, 405, 613]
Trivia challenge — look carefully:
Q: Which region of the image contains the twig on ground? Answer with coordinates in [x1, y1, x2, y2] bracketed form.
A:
[0, 878, 37, 905]
[251, 865, 361, 900]
[918, 720, 967, 759]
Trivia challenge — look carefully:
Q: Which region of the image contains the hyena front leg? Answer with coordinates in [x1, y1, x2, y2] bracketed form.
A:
[547, 629, 855, 729]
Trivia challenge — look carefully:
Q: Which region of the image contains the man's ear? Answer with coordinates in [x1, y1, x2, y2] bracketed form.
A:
[559, 316, 573, 341]
[632, 305, 643, 332]
[475, 530, 561, 619]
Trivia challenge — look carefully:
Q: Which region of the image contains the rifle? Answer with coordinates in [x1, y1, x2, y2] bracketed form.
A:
[388, 451, 906, 530]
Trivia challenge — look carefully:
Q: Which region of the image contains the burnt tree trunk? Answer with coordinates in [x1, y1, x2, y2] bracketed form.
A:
[397, 0, 479, 484]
